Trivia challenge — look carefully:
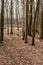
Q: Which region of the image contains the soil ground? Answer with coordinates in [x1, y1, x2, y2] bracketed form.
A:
[0, 26, 43, 65]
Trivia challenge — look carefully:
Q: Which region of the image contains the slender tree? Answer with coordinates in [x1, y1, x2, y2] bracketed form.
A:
[32, 0, 40, 46]
[0, 0, 2, 43]
[16, 0, 19, 36]
[22, 0, 25, 40]
[40, 0, 43, 39]
[10, 0, 13, 34]
[35, 0, 39, 34]
[6, 0, 9, 34]
[28, 0, 32, 36]
[1, 0, 4, 42]
[25, 0, 28, 43]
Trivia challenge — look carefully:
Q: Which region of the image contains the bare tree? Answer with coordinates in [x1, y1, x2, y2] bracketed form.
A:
[22, 0, 25, 40]
[25, 0, 28, 43]
[16, 0, 19, 36]
[10, 0, 13, 34]
[6, 0, 9, 34]
[32, 0, 40, 46]
[28, 0, 32, 36]
[1, 0, 4, 42]
[40, 0, 43, 39]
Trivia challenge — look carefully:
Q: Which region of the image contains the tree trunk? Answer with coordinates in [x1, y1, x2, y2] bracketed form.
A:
[6, 0, 9, 34]
[28, 0, 32, 36]
[40, 0, 43, 39]
[25, 0, 28, 43]
[10, 0, 13, 34]
[40, 9, 43, 39]
[22, 0, 25, 40]
[1, 0, 4, 42]
[32, 0, 40, 46]
[16, 0, 19, 36]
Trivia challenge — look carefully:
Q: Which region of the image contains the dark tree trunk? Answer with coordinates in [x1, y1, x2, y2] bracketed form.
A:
[10, 0, 13, 34]
[32, 0, 40, 46]
[28, 0, 32, 36]
[1, 0, 4, 42]
[25, 0, 28, 43]
[40, 9, 43, 39]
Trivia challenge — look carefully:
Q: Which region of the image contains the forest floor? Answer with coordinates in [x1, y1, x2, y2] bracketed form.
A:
[0, 26, 43, 65]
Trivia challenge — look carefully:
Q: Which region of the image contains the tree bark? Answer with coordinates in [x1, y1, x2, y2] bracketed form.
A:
[6, 0, 9, 34]
[32, 0, 40, 46]
[28, 0, 32, 36]
[25, 0, 28, 43]
[10, 0, 13, 34]
[1, 0, 4, 42]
